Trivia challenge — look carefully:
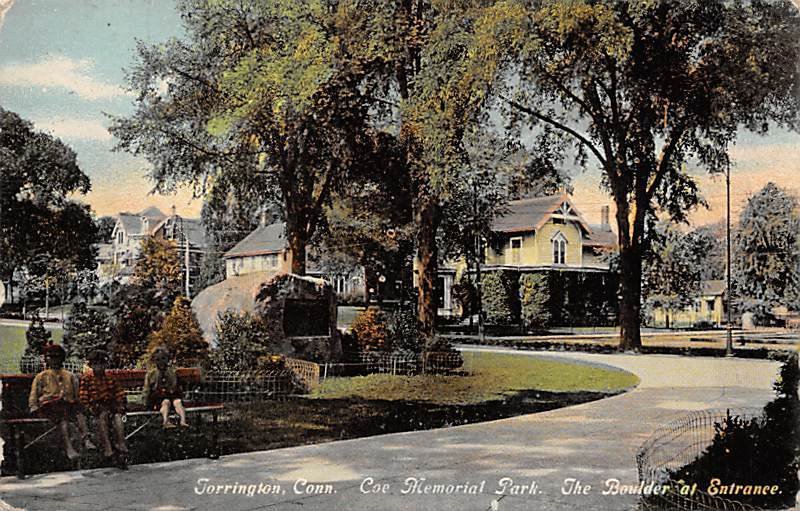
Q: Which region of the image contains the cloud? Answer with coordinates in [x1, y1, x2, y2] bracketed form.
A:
[0, 55, 128, 100]
[34, 117, 112, 142]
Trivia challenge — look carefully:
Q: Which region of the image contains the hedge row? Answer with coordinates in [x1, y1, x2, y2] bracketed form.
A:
[478, 269, 618, 329]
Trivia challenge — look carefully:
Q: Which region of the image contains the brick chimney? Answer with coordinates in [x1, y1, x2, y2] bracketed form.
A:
[601, 205, 610, 229]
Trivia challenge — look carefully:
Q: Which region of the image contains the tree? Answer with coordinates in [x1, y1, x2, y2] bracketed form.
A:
[95, 216, 117, 244]
[733, 182, 800, 319]
[132, 237, 183, 303]
[111, 0, 521, 346]
[496, 0, 800, 349]
[145, 296, 208, 367]
[112, 236, 184, 366]
[211, 310, 276, 371]
[642, 222, 708, 328]
[21, 315, 52, 372]
[0, 108, 95, 303]
[62, 302, 113, 361]
[520, 273, 551, 331]
[110, 1, 379, 276]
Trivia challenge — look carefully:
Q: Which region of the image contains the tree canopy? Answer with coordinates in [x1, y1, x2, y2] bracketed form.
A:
[734, 182, 800, 318]
[0, 108, 97, 301]
[494, 0, 800, 348]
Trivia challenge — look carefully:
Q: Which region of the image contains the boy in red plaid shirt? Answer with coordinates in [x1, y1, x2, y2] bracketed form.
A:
[79, 350, 128, 466]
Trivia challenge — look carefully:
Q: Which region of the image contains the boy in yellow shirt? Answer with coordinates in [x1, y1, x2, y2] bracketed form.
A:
[28, 344, 93, 460]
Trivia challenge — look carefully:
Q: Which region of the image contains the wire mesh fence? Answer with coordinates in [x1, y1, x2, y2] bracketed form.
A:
[3, 355, 89, 375]
[319, 351, 464, 378]
[636, 408, 764, 511]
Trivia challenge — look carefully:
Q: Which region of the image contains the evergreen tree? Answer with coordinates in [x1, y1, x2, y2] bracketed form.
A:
[21, 315, 52, 373]
[62, 302, 113, 361]
[145, 296, 209, 367]
[112, 236, 184, 367]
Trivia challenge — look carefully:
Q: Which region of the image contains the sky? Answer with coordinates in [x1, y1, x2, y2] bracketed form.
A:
[1, 0, 799, 227]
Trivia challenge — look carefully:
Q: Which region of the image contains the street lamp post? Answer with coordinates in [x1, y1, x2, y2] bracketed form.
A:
[725, 161, 733, 356]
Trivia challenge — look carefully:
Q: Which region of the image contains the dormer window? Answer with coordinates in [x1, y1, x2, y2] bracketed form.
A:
[552, 231, 567, 265]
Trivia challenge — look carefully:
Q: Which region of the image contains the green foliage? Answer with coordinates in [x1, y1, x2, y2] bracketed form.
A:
[211, 310, 277, 371]
[349, 308, 391, 352]
[387, 304, 422, 354]
[733, 183, 800, 319]
[94, 216, 116, 244]
[111, 238, 185, 367]
[481, 270, 520, 325]
[520, 273, 551, 331]
[62, 302, 113, 361]
[667, 354, 799, 509]
[133, 237, 184, 300]
[451, 274, 478, 320]
[0, 108, 95, 286]
[21, 315, 52, 372]
[643, 222, 709, 323]
[146, 297, 209, 367]
[499, 0, 800, 348]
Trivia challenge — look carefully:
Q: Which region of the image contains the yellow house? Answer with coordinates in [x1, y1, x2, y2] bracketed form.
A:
[650, 280, 726, 328]
[438, 192, 616, 315]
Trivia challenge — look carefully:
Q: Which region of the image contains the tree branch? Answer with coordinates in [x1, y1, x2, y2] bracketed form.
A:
[646, 122, 686, 201]
[500, 95, 608, 168]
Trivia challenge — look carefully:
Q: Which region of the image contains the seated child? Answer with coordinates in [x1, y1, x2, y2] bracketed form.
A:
[28, 344, 93, 460]
[79, 349, 128, 465]
[143, 347, 189, 429]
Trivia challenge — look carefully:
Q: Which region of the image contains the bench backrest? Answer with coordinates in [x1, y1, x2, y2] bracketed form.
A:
[0, 368, 202, 419]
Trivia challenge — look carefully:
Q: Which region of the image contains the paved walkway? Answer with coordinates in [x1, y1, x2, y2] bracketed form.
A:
[0, 349, 781, 511]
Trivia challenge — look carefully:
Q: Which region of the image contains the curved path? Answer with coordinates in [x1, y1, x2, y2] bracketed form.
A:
[0, 349, 780, 511]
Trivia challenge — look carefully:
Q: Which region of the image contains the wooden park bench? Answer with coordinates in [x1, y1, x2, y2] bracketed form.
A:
[0, 368, 223, 479]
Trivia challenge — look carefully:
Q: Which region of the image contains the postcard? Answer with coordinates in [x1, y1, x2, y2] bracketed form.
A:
[0, 1, 798, 510]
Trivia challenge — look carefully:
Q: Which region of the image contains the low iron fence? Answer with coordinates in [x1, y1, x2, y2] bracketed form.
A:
[636, 408, 764, 511]
[320, 351, 464, 378]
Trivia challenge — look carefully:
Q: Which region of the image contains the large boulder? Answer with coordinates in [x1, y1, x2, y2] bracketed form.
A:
[191, 272, 340, 362]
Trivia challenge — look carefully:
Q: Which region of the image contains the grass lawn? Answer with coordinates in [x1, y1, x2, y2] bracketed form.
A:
[313, 351, 639, 404]
[0, 324, 63, 373]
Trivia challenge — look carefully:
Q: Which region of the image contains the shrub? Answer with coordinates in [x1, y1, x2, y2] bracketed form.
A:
[62, 302, 113, 361]
[667, 354, 799, 509]
[21, 315, 52, 373]
[451, 275, 478, 320]
[387, 304, 422, 353]
[481, 270, 520, 325]
[145, 297, 209, 367]
[211, 310, 276, 371]
[425, 338, 464, 371]
[350, 308, 390, 352]
[520, 273, 551, 331]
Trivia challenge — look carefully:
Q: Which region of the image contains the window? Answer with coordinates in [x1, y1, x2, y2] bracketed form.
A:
[510, 237, 522, 264]
[552, 232, 567, 265]
[335, 276, 347, 294]
[116, 230, 123, 244]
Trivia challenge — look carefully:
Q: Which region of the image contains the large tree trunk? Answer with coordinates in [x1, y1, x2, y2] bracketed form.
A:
[415, 194, 440, 347]
[618, 244, 643, 351]
[286, 226, 307, 275]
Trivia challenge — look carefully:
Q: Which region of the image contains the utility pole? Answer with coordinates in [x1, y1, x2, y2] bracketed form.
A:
[726, 161, 733, 356]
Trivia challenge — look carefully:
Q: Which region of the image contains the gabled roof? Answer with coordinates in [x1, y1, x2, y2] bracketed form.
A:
[153, 216, 209, 248]
[492, 192, 593, 235]
[116, 207, 167, 236]
[224, 222, 287, 259]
